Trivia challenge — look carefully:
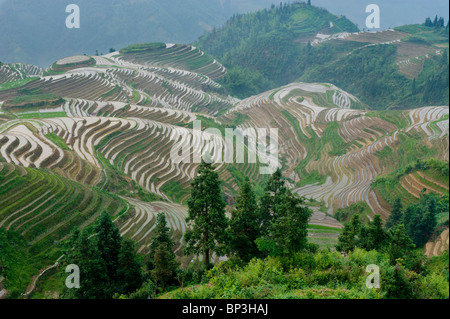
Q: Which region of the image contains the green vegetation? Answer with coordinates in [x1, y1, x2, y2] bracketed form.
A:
[197, 2, 448, 108]
[61, 212, 143, 298]
[335, 202, 372, 224]
[0, 228, 36, 298]
[372, 158, 449, 206]
[184, 161, 229, 266]
[161, 180, 189, 204]
[96, 152, 161, 203]
[16, 112, 66, 119]
[197, 3, 358, 99]
[45, 133, 70, 151]
[162, 247, 449, 299]
[0, 77, 39, 91]
[228, 179, 261, 262]
[120, 43, 166, 54]
[147, 213, 179, 292]
[4, 93, 64, 110]
[0, 164, 128, 297]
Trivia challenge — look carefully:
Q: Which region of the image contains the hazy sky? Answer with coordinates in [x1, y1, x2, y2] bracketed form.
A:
[308, 0, 449, 29]
[0, 0, 448, 67]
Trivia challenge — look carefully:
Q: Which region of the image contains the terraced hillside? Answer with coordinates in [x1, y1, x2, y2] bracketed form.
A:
[0, 38, 448, 298]
[222, 83, 449, 220]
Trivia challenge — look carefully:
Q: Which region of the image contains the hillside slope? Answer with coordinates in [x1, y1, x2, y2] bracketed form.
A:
[197, 3, 449, 108]
[0, 39, 448, 297]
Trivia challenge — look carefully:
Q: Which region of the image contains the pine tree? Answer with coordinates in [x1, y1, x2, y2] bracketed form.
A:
[336, 214, 361, 253]
[184, 161, 228, 266]
[149, 213, 174, 268]
[152, 242, 178, 291]
[368, 215, 388, 251]
[259, 168, 287, 233]
[270, 192, 312, 255]
[95, 211, 122, 285]
[336, 223, 356, 254]
[71, 230, 109, 299]
[387, 224, 415, 264]
[229, 179, 261, 262]
[117, 238, 143, 295]
[385, 197, 403, 230]
[147, 213, 179, 291]
[433, 15, 439, 27]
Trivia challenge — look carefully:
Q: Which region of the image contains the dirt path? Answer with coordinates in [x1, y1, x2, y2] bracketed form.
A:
[22, 255, 64, 298]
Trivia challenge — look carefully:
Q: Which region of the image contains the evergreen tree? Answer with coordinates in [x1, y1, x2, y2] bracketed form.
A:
[71, 230, 109, 299]
[270, 192, 312, 255]
[117, 238, 143, 294]
[149, 213, 174, 269]
[387, 224, 416, 264]
[367, 215, 388, 251]
[152, 242, 178, 291]
[336, 214, 361, 254]
[385, 197, 403, 230]
[403, 194, 439, 247]
[63, 215, 144, 298]
[386, 264, 414, 299]
[95, 212, 122, 286]
[424, 17, 433, 27]
[336, 223, 356, 254]
[184, 161, 228, 266]
[259, 168, 287, 233]
[148, 213, 179, 290]
[229, 179, 261, 262]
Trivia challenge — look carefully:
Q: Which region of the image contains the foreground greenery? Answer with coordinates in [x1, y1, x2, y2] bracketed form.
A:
[29, 165, 446, 299]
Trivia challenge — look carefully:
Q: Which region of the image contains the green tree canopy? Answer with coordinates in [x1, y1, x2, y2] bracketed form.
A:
[184, 161, 229, 266]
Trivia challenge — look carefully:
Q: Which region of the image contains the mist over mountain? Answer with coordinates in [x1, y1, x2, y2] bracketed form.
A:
[0, 0, 276, 67]
[0, 0, 448, 68]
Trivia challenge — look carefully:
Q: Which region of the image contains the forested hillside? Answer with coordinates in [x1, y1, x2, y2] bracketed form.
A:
[197, 2, 449, 109]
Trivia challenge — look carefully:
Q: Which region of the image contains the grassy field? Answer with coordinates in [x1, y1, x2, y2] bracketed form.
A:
[0, 77, 39, 91]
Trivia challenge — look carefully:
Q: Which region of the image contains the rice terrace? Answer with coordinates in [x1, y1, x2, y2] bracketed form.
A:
[0, 0, 448, 301]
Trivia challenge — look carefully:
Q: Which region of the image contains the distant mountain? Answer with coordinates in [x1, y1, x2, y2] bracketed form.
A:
[197, 2, 449, 109]
[0, 0, 276, 67]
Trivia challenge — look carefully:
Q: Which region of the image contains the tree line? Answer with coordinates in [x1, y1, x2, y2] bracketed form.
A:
[61, 161, 448, 299]
[62, 161, 313, 298]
